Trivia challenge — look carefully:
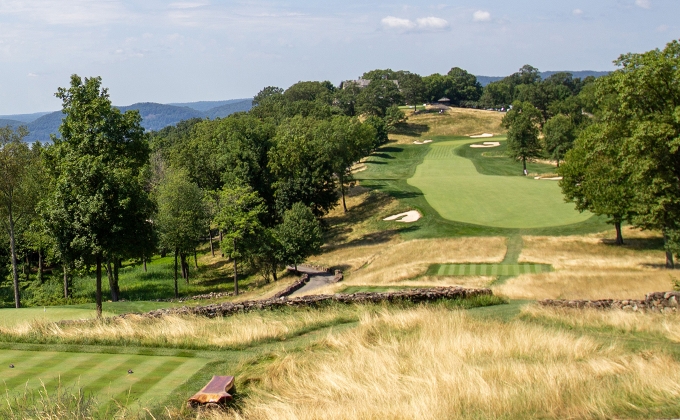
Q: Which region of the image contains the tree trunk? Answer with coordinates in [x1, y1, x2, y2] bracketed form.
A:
[664, 231, 675, 269]
[182, 253, 189, 284]
[194, 249, 198, 269]
[143, 256, 147, 272]
[219, 230, 223, 242]
[113, 258, 120, 301]
[233, 238, 239, 295]
[38, 249, 43, 284]
[272, 261, 278, 282]
[340, 174, 347, 213]
[8, 210, 20, 308]
[96, 255, 103, 318]
[614, 222, 624, 245]
[25, 254, 30, 283]
[174, 247, 179, 299]
[106, 260, 114, 301]
[522, 157, 527, 175]
[63, 264, 69, 299]
[209, 227, 215, 257]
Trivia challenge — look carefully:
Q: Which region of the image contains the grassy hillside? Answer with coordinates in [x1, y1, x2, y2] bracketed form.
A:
[390, 107, 505, 143]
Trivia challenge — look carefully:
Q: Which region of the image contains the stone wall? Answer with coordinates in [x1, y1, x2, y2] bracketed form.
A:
[273, 274, 310, 298]
[119, 286, 493, 320]
[539, 291, 679, 313]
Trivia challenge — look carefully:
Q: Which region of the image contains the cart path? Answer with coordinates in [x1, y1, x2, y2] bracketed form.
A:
[290, 265, 338, 297]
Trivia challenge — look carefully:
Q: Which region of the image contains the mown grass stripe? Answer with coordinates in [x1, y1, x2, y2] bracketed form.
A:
[79, 356, 142, 395]
[110, 358, 183, 407]
[133, 358, 207, 409]
[41, 353, 103, 391]
[430, 263, 553, 277]
[2, 353, 71, 391]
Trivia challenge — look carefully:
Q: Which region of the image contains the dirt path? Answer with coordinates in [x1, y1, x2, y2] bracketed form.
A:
[290, 265, 338, 297]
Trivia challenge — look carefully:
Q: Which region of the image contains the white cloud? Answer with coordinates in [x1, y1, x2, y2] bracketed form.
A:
[416, 17, 449, 29]
[381, 16, 449, 31]
[168, 2, 208, 9]
[381, 16, 416, 29]
[635, 0, 651, 9]
[27, 73, 38, 77]
[657, 24, 668, 32]
[473, 10, 491, 22]
[572, 9, 584, 16]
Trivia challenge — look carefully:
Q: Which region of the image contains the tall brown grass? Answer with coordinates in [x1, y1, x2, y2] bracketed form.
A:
[310, 237, 505, 287]
[0, 307, 359, 349]
[496, 231, 672, 300]
[213, 307, 680, 419]
[522, 304, 680, 342]
[390, 108, 505, 144]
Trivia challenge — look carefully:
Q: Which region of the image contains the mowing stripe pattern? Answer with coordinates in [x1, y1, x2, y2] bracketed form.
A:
[434, 263, 553, 276]
[0, 350, 207, 408]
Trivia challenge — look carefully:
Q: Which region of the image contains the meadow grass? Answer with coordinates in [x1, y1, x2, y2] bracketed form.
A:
[211, 306, 680, 420]
[495, 229, 673, 300]
[389, 107, 505, 144]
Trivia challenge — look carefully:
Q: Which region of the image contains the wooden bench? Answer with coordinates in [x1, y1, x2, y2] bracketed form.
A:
[187, 375, 235, 408]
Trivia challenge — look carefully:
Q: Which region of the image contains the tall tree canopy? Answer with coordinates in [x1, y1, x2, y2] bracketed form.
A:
[502, 101, 543, 173]
[44, 75, 153, 315]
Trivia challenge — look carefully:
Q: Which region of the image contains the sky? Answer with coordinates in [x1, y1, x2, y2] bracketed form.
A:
[0, 0, 678, 115]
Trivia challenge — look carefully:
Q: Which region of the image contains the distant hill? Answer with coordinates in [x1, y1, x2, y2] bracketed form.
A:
[18, 99, 254, 142]
[168, 98, 252, 112]
[476, 71, 611, 86]
[0, 112, 52, 124]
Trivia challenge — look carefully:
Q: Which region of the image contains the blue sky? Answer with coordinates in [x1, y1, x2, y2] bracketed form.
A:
[0, 0, 677, 114]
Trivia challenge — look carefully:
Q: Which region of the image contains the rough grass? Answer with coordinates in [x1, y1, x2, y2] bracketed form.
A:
[309, 237, 505, 287]
[389, 108, 505, 144]
[496, 229, 672, 300]
[0, 306, 361, 350]
[521, 305, 680, 343]
[213, 307, 680, 419]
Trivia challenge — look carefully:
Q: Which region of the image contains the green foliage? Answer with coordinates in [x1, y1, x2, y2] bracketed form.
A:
[502, 102, 543, 171]
[384, 105, 407, 132]
[268, 116, 338, 216]
[543, 114, 576, 165]
[275, 202, 323, 268]
[216, 184, 265, 261]
[356, 79, 403, 117]
[155, 167, 209, 254]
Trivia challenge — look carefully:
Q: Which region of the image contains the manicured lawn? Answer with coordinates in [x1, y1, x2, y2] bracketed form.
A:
[407, 138, 592, 229]
[428, 263, 553, 276]
[0, 349, 207, 410]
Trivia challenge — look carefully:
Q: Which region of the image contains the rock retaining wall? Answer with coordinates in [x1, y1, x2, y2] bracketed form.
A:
[120, 287, 493, 320]
[539, 291, 680, 313]
[273, 274, 310, 298]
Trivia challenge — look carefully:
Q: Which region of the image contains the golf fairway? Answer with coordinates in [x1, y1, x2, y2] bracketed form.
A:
[408, 139, 591, 228]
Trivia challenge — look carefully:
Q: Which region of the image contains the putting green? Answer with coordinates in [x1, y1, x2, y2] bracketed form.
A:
[0, 349, 207, 407]
[408, 139, 590, 228]
[0, 307, 114, 327]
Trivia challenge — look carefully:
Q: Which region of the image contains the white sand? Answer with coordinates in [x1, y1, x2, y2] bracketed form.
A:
[383, 210, 422, 223]
[534, 176, 563, 180]
[470, 141, 501, 148]
[414, 140, 434, 145]
[470, 133, 494, 138]
[423, 140, 433, 143]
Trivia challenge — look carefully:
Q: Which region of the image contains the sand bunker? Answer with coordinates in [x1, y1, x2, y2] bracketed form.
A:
[383, 210, 422, 223]
[470, 142, 501, 148]
[413, 140, 433, 145]
[470, 133, 494, 138]
[534, 176, 563, 180]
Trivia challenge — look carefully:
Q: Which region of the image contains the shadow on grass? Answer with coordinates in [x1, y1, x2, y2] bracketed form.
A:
[601, 236, 665, 251]
[391, 123, 429, 137]
[371, 153, 396, 160]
